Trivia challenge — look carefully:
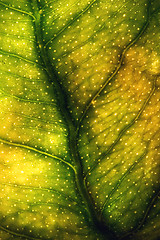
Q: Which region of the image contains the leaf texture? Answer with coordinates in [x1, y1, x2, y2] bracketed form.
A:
[0, 0, 160, 239]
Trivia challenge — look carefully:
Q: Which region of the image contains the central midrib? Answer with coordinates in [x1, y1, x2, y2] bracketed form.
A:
[30, 0, 113, 239]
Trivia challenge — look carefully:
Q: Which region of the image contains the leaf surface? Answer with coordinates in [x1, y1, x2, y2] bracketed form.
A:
[0, 0, 160, 239]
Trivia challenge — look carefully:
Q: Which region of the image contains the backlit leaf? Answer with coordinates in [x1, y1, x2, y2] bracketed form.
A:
[0, 0, 160, 239]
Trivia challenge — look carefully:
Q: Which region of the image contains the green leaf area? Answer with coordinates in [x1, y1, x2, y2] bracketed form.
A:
[0, 0, 160, 239]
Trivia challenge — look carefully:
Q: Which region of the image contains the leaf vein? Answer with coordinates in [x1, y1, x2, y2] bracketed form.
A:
[0, 138, 75, 172]
[0, 1, 35, 20]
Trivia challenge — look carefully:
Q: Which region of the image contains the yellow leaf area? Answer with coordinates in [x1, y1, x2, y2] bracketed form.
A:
[43, 0, 148, 120]
[78, 8, 160, 238]
[0, 1, 94, 239]
[0, 144, 89, 239]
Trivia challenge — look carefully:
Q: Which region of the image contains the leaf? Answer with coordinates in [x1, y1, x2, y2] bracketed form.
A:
[0, 0, 160, 239]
